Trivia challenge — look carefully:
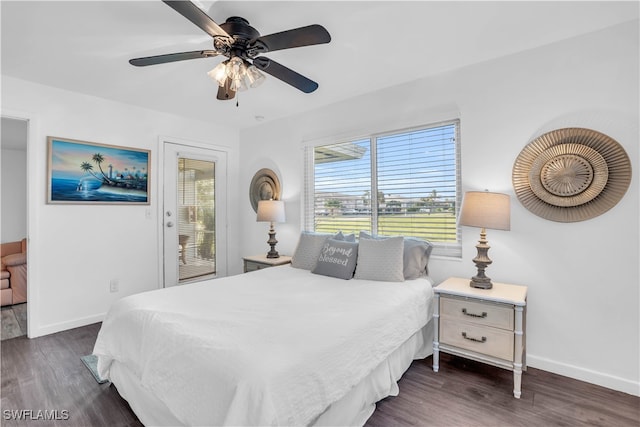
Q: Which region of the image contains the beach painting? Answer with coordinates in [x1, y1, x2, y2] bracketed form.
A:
[47, 136, 150, 204]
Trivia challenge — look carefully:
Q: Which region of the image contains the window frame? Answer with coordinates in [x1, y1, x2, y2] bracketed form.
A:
[303, 119, 462, 258]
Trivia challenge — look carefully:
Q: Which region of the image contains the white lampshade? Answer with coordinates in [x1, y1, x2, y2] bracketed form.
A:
[257, 200, 286, 223]
[459, 191, 510, 231]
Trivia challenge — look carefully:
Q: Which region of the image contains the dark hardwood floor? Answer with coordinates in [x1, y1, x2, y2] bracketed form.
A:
[1, 323, 638, 426]
[1, 323, 142, 427]
[367, 355, 639, 427]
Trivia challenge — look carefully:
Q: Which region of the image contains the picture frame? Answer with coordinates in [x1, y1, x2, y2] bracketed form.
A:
[47, 136, 151, 204]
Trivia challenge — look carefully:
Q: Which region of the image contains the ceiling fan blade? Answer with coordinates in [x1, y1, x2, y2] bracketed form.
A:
[253, 57, 319, 93]
[129, 50, 219, 67]
[251, 25, 331, 53]
[162, 0, 230, 38]
[217, 79, 236, 101]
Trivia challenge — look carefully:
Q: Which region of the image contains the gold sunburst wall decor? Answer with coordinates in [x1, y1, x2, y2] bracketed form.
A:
[512, 128, 631, 222]
[249, 168, 281, 213]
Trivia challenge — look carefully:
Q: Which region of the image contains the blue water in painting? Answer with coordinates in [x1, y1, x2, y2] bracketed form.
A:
[51, 178, 148, 203]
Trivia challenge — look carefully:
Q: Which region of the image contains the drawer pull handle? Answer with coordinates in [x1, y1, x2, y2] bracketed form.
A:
[462, 308, 487, 318]
[462, 332, 486, 343]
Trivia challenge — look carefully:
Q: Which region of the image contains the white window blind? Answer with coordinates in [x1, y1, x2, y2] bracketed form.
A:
[178, 158, 216, 281]
[304, 120, 461, 257]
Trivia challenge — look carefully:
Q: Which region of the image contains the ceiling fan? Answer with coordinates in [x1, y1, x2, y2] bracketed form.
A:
[129, 0, 331, 101]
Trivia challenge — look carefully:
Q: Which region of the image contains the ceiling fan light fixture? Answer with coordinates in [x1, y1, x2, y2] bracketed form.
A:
[224, 56, 251, 91]
[207, 61, 228, 87]
[230, 75, 248, 92]
[246, 65, 266, 88]
[226, 57, 246, 78]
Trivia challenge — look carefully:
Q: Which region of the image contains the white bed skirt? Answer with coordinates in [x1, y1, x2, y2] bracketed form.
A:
[109, 320, 434, 427]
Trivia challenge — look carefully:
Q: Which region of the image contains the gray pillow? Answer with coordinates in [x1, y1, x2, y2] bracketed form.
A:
[403, 237, 433, 279]
[311, 238, 359, 280]
[334, 231, 356, 242]
[291, 232, 335, 270]
[358, 231, 375, 240]
[354, 235, 404, 282]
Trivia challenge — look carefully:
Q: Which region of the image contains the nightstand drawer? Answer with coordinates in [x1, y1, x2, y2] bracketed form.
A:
[441, 320, 514, 360]
[243, 255, 292, 273]
[244, 262, 266, 272]
[441, 297, 513, 330]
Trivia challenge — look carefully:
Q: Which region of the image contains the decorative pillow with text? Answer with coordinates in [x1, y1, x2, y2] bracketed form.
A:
[311, 238, 359, 280]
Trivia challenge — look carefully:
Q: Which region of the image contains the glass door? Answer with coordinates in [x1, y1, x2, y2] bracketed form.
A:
[163, 142, 227, 286]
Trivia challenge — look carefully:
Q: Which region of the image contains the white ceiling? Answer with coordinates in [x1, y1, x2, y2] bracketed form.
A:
[2, 1, 638, 131]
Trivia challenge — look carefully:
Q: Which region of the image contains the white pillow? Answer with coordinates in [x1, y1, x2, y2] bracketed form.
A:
[354, 235, 404, 282]
[291, 231, 335, 270]
[359, 231, 433, 279]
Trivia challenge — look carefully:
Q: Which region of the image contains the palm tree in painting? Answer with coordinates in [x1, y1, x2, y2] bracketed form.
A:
[78, 161, 106, 191]
[92, 153, 115, 184]
[80, 162, 102, 180]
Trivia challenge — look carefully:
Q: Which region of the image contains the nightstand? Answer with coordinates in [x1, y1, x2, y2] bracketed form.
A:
[433, 277, 528, 398]
[243, 255, 292, 273]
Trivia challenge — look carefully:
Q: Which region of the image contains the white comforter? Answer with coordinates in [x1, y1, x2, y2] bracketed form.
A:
[94, 265, 434, 426]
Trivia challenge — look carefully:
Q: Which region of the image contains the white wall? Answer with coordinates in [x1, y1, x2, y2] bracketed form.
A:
[1, 147, 27, 242]
[239, 20, 639, 395]
[1, 76, 241, 337]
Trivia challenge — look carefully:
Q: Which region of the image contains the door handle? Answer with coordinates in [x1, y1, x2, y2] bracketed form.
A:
[166, 221, 174, 228]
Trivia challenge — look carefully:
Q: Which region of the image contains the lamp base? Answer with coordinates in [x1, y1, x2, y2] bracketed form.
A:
[265, 224, 280, 259]
[469, 276, 493, 289]
[470, 227, 493, 289]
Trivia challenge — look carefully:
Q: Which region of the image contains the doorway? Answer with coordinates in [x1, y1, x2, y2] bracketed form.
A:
[163, 142, 227, 287]
[0, 116, 29, 339]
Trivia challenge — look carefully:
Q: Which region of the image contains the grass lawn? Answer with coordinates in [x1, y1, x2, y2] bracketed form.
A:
[315, 212, 457, 242]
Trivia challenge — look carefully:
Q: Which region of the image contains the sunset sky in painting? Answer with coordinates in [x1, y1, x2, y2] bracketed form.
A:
[49, 139, 149, 180]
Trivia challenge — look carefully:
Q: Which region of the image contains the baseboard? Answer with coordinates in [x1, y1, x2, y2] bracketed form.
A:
[29, 313, 106, 338]
[528, 354, 639, 397]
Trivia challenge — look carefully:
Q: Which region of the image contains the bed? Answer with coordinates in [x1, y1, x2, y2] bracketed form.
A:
[94, 232, 435, 426]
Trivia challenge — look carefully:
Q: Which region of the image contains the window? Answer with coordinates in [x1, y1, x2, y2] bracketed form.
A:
[304, 120, 461, 257]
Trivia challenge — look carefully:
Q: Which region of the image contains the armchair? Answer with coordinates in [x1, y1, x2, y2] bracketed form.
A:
[1, 238, 27, 306]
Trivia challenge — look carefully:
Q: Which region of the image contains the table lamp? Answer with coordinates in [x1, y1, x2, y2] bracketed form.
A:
[257, 199, 286, 258]
[458, 191, 511, 289]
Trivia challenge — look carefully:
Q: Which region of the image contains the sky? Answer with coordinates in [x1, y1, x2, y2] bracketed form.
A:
[314, 123, 457, 202]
